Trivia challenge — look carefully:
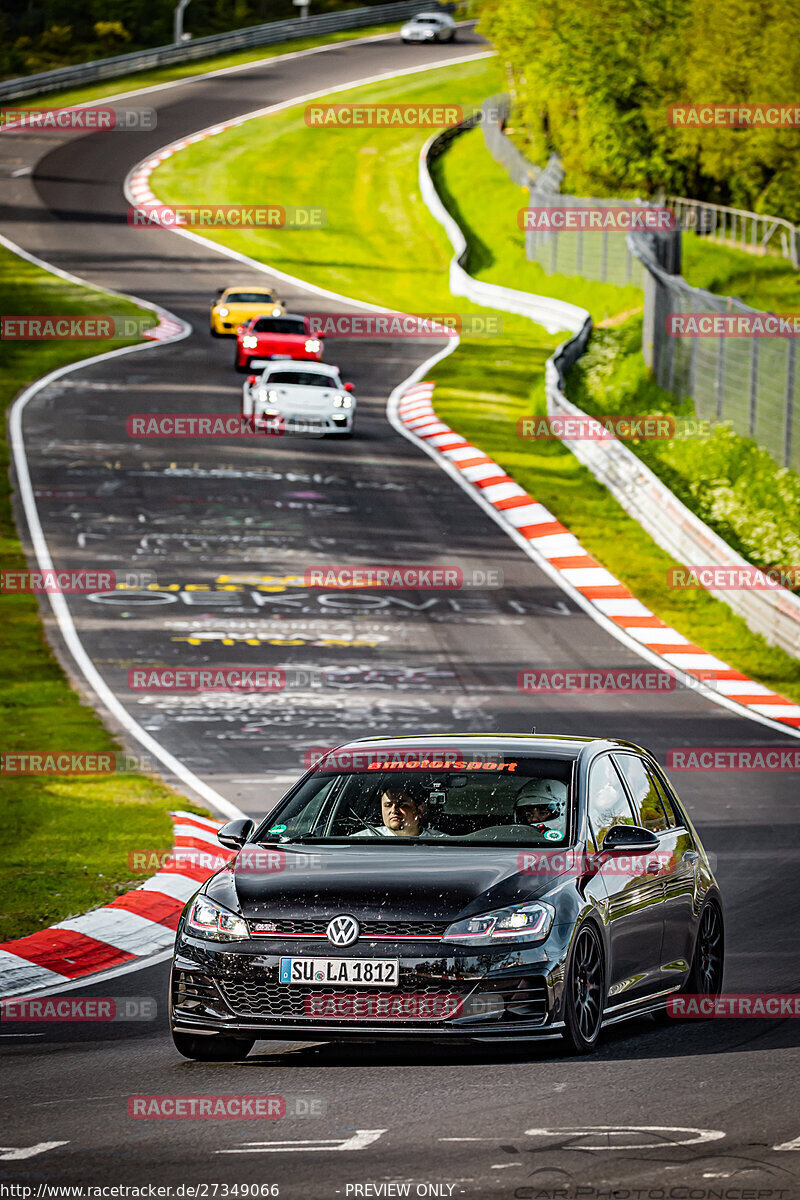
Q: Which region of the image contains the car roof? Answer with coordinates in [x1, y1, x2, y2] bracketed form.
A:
[333, 733, 653, 760]
[413, 11, 448, 17]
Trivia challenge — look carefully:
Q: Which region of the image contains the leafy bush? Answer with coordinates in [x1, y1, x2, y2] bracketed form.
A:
[568, 317, 800, 585]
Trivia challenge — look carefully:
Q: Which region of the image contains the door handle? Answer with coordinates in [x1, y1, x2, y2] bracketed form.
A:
[683, 850, 699, 864]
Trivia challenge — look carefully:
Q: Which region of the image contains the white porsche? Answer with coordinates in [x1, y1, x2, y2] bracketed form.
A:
[242, 361, 356, 438]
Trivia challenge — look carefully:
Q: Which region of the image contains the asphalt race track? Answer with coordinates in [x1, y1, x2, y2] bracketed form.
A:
[0, 27, 798, 1197]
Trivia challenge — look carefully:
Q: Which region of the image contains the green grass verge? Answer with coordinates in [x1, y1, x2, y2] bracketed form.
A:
[13, 22, 411, 111]
[681, 235, 800, 314]
[0, 244, 209, 941]
[149, 66, 800, 706]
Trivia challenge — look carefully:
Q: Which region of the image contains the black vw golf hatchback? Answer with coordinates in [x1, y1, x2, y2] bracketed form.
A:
[169, 734, 723, 1058]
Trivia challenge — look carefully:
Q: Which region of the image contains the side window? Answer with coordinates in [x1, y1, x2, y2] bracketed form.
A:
[588, 755, 635, 847]
[651, 768, 686, 829]
[613, 754, 670, 833]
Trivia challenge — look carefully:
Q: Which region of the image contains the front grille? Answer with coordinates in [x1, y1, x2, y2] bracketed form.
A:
[248, 919, 447, 939]
[219, 980, 469, 1022]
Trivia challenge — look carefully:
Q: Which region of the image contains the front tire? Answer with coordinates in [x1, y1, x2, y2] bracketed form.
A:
[685, 901, 724, 998]
[561, 924, 605, 1054]
[210, 324, 222, 338]
[235, 358, 250, 375]
[172, 1031, 255, 1061]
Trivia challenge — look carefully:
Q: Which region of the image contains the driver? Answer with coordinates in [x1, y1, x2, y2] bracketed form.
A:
[355, 783, 446, 838]
[514, 778, 567, 835]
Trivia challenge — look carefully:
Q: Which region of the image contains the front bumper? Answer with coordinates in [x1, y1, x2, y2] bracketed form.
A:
[253, 412, 353, 436]
[170, 933, 568, 1041]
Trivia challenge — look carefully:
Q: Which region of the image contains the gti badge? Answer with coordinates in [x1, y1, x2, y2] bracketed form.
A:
[326, 915, 360, 946]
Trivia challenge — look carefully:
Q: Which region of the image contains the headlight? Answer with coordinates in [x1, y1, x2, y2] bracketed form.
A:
[272, 306, 282, 316]
[242, 335, 259, 349]
[442, 901, 555, 947]
[217, 306, 229, 317]
[267, 389, 279, 405]
[305, 338, 321, 353]
[333, 394, 352, 408]
[186, 895, 248, 941]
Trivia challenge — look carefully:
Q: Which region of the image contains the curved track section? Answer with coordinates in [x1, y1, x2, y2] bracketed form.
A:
[0, 29, 798, 1196]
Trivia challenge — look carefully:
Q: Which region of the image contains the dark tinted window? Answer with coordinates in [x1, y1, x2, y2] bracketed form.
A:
[252, 318, 305, 334]
[650, 768, 685, 828]
[254, 752, 574, 845]
[225, 291, 275, 303]
[613, 754, 670, 833]
[265, 371, 334, 387]
[588, 755, 635, 848]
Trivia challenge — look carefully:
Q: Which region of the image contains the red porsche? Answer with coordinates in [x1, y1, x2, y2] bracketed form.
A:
[234, 313, 323, 373]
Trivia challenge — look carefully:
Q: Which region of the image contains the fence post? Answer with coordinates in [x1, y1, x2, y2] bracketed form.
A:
[749, 339, 759, 439]
[786, 338, 796, 468]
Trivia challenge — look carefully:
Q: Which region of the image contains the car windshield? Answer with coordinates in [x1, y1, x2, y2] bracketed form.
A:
[252, 317, 305, 334]
[414, 16, 441, 23]
[265, 371, 335, 387]
[226, 291, 274, 303]
[255, 752, 573, 845]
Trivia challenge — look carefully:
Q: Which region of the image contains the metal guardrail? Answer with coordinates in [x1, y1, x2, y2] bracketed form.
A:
[462, 101, 800, 653]
[0, 1, 431, 102]
[480, 98, 800, 471]
[666, 195, 800, 270]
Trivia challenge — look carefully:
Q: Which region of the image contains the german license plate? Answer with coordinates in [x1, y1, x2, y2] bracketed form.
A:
[279, 957, 399, 987]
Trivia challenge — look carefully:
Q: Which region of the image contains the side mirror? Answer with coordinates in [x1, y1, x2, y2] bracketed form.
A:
[601, 824, 660, 853]
[343, 382, 355, 393]
[246, 375, 257, 386]
[217, 818, 254, 849]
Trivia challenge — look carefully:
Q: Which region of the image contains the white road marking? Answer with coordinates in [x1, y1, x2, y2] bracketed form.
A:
[218, 1129, 386, 1153]
[523, 1126, 726, 1150]
[774, 1135, 800, 1150]
[0, 1142, 69, 1160]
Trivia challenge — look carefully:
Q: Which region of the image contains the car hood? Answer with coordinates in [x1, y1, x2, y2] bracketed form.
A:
[204, 842, 571, 923]
[246, 333, 312, 351]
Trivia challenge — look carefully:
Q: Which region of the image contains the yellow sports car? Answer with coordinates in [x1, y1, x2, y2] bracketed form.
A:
[210, 285, 285, 336]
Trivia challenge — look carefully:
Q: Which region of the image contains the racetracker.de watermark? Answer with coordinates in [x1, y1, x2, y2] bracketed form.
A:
[302, 566, 502, 589]
[304, 992, 461, 1019]
[667, 312, 800, 337]
[520, 415, 728, 441]
[126, 415, 319, 438]
[127, 667, 286, 691]
[518, 206, 676, 231]
[666, 747, 800, 771]
[308, 749, 521, 772]
[127, 204, 326, 229]
[0, 996, 156, 1021]
[1, 568, 156, 592]
[127, 1095, 324, 1118]
[668, 994, 800, 1016]
[667, 103, 800, 127]
[304, 312, 502, 337]
[129, 848, 323, 874]
[0, 105, 156, 131]
[305, 103, 464, 127]
[517, 850, 679, 876]
[518, 668, 720, 694]
[1, 750, 178, 775]
[1, 316, 154, 340]
[668, 565, 800, 590]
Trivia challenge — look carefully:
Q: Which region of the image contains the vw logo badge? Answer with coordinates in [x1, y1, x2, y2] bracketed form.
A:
[326, 914, 359, 947]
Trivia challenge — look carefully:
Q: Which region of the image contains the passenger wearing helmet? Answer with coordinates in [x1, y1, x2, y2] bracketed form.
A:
[514, 778, 567, 836]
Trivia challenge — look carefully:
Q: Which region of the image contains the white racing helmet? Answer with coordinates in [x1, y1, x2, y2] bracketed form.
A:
[514, 778, 567, 824]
